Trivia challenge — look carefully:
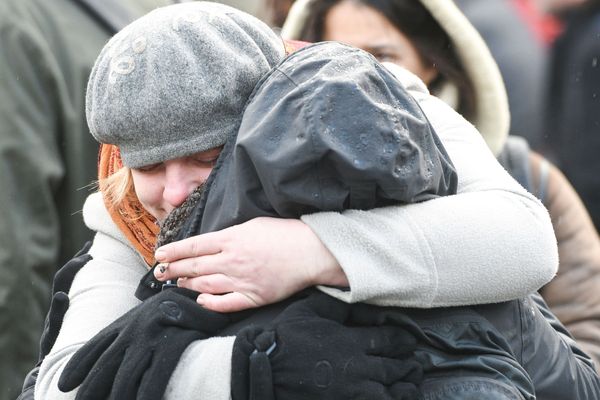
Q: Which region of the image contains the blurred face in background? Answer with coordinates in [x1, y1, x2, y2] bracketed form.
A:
[322, 0, 438, 85]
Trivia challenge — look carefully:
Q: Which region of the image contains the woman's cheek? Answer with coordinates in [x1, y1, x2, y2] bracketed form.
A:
[132, 173, 164, 218]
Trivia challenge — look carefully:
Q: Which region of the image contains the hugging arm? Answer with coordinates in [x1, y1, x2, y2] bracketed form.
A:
[35, 194, 237, 400]
[304, 71, 557, 307]
[156, 69, 557, 310]
[33, 212, 144, 399]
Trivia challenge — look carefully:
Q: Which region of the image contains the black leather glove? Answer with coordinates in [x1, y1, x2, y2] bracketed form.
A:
[58, 287, 230, 400]
[17, 241, 93, 400]
[231, 292, 423, 400]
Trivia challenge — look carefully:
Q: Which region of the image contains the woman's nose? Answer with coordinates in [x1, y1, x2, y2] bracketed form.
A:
[162, 166, 198, 209]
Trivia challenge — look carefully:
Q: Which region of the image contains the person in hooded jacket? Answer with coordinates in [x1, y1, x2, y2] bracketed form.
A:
[281, 0, 600, 371]
[33, 2, 598, 400]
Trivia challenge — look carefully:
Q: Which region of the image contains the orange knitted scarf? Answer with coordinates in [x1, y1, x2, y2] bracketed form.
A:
[98, 144, 159, 267]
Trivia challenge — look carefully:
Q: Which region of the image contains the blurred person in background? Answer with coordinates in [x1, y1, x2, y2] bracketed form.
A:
[0, 0, 172, 399]
[283, 0, 600, 370]
[454, 0, 548, 151]
[539, 0, 600, 233]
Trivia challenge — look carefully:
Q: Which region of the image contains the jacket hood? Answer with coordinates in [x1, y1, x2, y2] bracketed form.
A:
[281, 0, 510, 156]
[178, 41, 457, 237]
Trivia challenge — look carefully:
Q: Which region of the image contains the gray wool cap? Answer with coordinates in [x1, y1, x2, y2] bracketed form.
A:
[86, 1, 285, 168]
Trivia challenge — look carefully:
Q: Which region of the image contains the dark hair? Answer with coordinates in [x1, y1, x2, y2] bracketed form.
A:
[299, 0, 476, 119]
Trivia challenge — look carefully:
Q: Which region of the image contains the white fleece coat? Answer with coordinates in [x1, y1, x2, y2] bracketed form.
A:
[35, 70, 558, 399]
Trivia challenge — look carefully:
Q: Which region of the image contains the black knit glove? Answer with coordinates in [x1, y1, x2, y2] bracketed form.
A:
[17, 242, 93, 400]
[40, 241, 93, 360]
[58, 287, 230, 400]
[231, 292, 423, 400]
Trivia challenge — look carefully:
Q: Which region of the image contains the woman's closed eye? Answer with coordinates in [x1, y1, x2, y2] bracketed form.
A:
[192, 155, 219, 167]
[191, 147, 223, 167]
[135, 162, 164, 173]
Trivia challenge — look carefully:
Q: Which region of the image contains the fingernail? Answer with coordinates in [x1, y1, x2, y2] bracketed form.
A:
[157, 263, 169, 274]
[155, 249, 166, 262]
[196, 295, 205, 306]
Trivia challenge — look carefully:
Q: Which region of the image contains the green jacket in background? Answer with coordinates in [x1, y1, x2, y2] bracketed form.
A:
[0, 0, 170, 398]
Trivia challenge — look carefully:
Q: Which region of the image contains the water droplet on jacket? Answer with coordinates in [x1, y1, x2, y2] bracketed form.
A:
[393, 165, 407, 178]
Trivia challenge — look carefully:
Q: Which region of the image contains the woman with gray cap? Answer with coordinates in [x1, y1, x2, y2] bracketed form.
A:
[34, 1, 565, 399]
